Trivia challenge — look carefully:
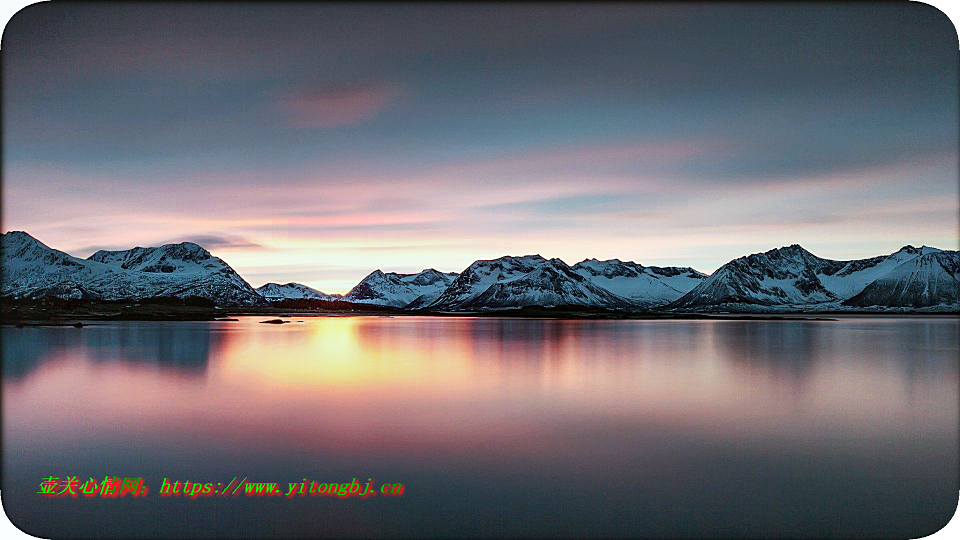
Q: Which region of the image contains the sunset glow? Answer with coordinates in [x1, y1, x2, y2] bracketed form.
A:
[3, 4, 957, 293]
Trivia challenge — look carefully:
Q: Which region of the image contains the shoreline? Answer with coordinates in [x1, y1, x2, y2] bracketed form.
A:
[2, 302, 957, 325]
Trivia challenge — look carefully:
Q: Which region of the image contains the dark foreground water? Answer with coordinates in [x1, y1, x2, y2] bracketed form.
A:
[2, 316, 957, 538]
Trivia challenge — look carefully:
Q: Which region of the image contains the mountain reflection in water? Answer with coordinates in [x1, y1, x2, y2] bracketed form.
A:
[2, 316, 957, 538]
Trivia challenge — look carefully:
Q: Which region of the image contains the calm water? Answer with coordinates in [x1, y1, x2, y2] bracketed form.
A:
[2, 316, 957, 538]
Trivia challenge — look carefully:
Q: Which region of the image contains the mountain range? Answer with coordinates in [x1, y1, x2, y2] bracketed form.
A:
[256, 282, 341, 303]
[1, 231, 265, 306]
[2, 231, 956, 312]
[669, 244, 957, 311]
[343, 268, 458, 308]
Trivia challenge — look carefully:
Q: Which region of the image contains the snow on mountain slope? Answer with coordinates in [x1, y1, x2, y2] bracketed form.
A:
[817, 245, 941, 299]
[89, 242, 221, 273]
[1, 231, 266, 305]
[843, 250, 959, 308]
[424, 255, 551, 310]
[5, 231, 954, 312]
[256, 282, 342, 302]
[344, 268, 458, 308]
[85, 242, 265, 305]
[669, 245, 840, 310]
[572, 258, 706, 307]
[446, 258, 633, 311]
[1, 231, 101, 300]
[668, 244, 949, 311]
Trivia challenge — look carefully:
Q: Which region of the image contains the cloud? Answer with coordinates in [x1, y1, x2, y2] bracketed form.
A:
[277, 82, 402, 128]
[444, 141, 717, 177]
[73, 233, 262, 256]
[472, 193, 640, 216]
[172, 234, 264, 250]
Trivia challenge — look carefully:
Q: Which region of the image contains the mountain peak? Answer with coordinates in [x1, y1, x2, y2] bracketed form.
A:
[889, 245, 942, 257]
[418, 268, 453, 277]
[256, 281, 339, 302]
[88, 241, 214, 268]
[1, 231, 45, 248]
[2, 230, 35, 239]
[156, 241, 212, 260]
[166, 240, 206, 251]
[491, 254, 546, 262]
[771, 244, 812, 256]
[346, 267, 457, 307]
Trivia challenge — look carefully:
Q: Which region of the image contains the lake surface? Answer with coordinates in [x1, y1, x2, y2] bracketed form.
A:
[2, 316, 957, 538]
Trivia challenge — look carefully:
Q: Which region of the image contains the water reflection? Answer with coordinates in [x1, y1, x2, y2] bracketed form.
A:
[2, 327, 76, 381]
[713, 321, 826, 380]
[82, 324, 224, 375]
[2, 316, 957, 538]
[9, 317, 952, 389]
[2, 323, 225, 381]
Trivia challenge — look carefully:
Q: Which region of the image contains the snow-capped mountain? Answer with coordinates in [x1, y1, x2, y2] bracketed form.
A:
[344, 268, 458, 308]
[817, 245, 941, 299]
[1, 231, 266, 305]
[424, 255, 551, 311]
[436, 257, 633, 311]
[669, 245, 843, 310]
[86, 242, 266, 305]
[256, 282, 342, 302]
[2, 231, 100, 300]
[4, 230, 955, 312]
[572, 258, 706, 307]
[843, 250, 959, 309]
[669, 244, 956, 311]
[421, 255, 636, 311]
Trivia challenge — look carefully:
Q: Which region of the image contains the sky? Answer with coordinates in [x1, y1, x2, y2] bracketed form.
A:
[3, 3, 958, 293]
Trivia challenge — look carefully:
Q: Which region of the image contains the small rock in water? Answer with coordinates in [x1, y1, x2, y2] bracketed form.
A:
[259, 319, 289, 324]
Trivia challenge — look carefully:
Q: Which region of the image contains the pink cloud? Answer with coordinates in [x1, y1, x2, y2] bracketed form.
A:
[277, 82, 402, 128]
